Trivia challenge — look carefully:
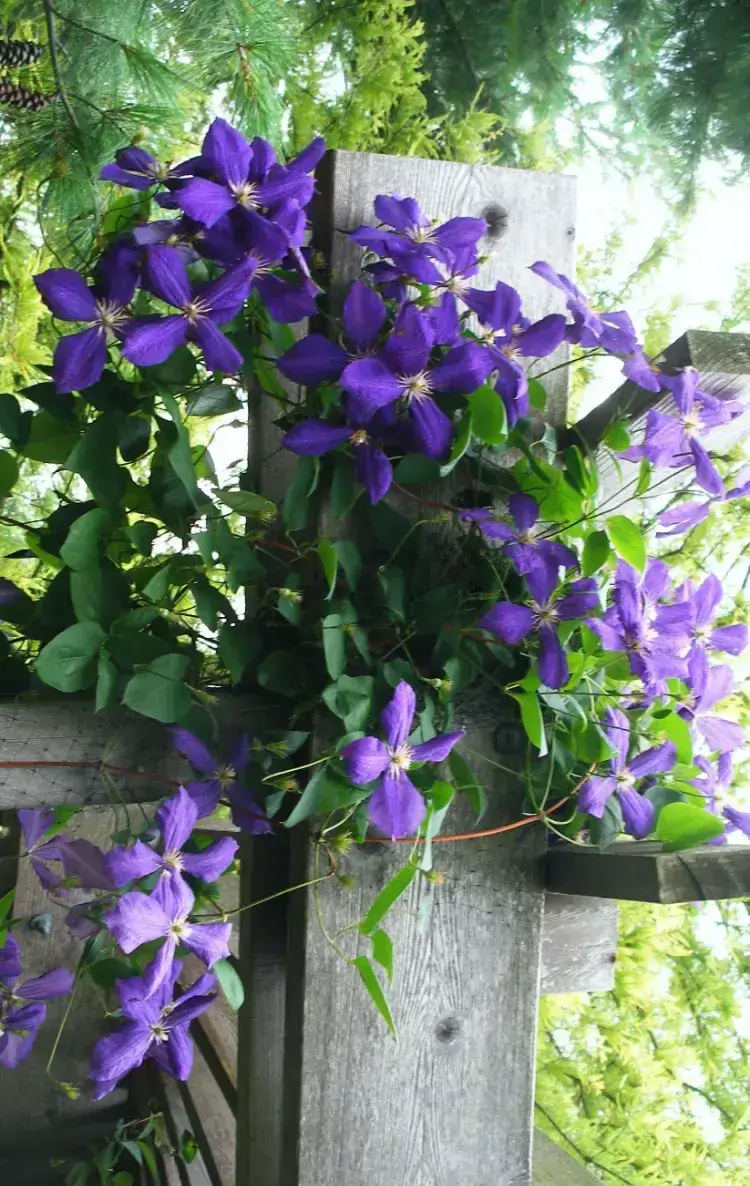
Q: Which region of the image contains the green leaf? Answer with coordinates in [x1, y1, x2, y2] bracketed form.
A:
[322, 614, 346, 679]
[95, 653, 117, 713]
[186, 383, 242, 417]
[539, 476, 582, 524]
[214, 957, 245, 1010]
[0, 449, 18, 497]
[284, 456, 318, 530]
[118, 415, 151, 463]
[215, 488, 276, 519]
[180, 1131, 199, 1164]
[563, 445, 597, 497]
[447, 750, 487, 820]
[318, 538, 338, 599]
[371, 929, 394, 982]
[655, 711, 693, 764]
[590, 795, 623, 850]
[160, 390, 201, 507]
[122, 653, 190, 723]
[331, 454, 357, 518]
[0, 889, 14, 926]
[284, 764, 366, 828]
[142, 564, 172, 604]
[67, 413, 127, 513]
[607, 514, 646, 572]
[334, 540, 362, 589]
[510, 690, 547, 755]
[257, 650, 306, 697]
[582, 529, 610, 576]
[126, 521, 158, 557]
[36, 623, 106, 692]
[468, 385, 507, 445]
[528, 378, 547, 411]
[219, 624, 261, 685]
[322, 674, 373, 731]
[656, 802, 725, 850]
[603, 420, 631, 451]
[136, 1141, 159, 1180]
[361, 863, 417, 935]
[636, 458, 652, 496]
[60, 509, 109, 571]
[146, 345, 196, 387]
[352, 955, 396, 1035]
[22, 411, 79, 463]
[0, 393, 26, 444]
[392, 453, 441, 484]
[439, 413, 472, 476]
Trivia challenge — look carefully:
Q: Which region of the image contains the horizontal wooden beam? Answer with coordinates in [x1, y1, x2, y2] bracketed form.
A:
[546, 842, 750, 904]
[540, 893, 618, 994]
[533, 1129, 602, 1185]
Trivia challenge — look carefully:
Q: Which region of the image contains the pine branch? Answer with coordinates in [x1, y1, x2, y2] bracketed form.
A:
[43, 0, 81, 135]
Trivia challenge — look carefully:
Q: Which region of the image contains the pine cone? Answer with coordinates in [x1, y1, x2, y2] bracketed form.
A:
[0, 39, 44, 68]
[0, 80, 50, 110]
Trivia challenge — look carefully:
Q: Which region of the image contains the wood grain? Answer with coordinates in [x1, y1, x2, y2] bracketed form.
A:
[540, 894, 618, 995]
[546, 841, 750, 903]
[532, 1129, 602, 1185]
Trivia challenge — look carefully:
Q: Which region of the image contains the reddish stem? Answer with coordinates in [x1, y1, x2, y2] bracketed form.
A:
[0, 760, 180, 787]
[391, 482, 456, 514]
[363, 794, 571, 844]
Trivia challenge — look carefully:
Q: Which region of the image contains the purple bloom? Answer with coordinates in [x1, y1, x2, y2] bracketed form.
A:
[675, 575, 748, 660]
[171, 119, 316, 232]
[105, 873, 231, 998]
[479, 568, 599, 689]
[282, 411, 393, 503]
[0, 935, 75, 1068]
[461, 494, 577, 585]
[692, 753, 733, 843]
[678, 650, 744, 752]
[350, 194, 486, 267]
[277, 280, 386, 388]
[122, 245, 254, 374]
[340, 303, 491, 457]
[341, 681, 464, 840]
[657, 466, 750, 537]
[100, 146, 194, 190]
[578, 707, 676, 838]
[107, 786, 238, 889]
[530, 261, 638, 353]
[18, 808, 66, 893]
[34, 243, 139, 392]
[622, 348, 662, 393]
[171, 729, 270, 833]
[59, 839, 115, 890]
[89, 961, 216, 1098]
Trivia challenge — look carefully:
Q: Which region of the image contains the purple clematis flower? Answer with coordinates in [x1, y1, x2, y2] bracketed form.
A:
[657, 466, 750, 537]
[350, 193, 486, 267]
[479, 568, 599, 689]
[106, 786, 238, 889]
[622, 348, 662, 393]
[282, 413, 393, 503]
[100, 146, 194, 190]
[461, 494, 577, 585]
[171, 729, 270, 833]
[277, 280, 387, 389]
[59, 839, 115, 891]
[90, 961, 216, 1099]
[340, 303, 491, 457]
[578, 707, 676, 838]
[105, 872, 231, 998]
[530, 261, 638, 354]
[122, 245, 254, 374]
[341, 681, 464, 840]
[34, 243, 139, 393]
[0, 935, 75, 1068]
[171, 119, 316, 232]
[692, 753, 733, 843]
[675, 574, 748, 660]
[678, 650, 744, 752]
[18, 808, 67, 893]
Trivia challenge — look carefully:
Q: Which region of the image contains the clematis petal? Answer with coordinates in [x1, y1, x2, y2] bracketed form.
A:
[18, 808, 55, 851]
[368, 769, 426, 840]
[434, 216, 487, 251]
[431, 341, 492, 394]
[538, 625, 567, 689]
[516, 314, 566, 357]
[34, 268, 98, 322]
[254, 274, 320, 323]
[89, 1020, 153, 1090]
[191, 319, 243, 374]
[343, 280, 386, 350]
[105, 891, 170, 953]
[200, 257, 257, 322]
[723, 805, 750, 837]
[59, 839, 114, 890]
[175, 178, 236, 227]
[340, 357, 402, 420]
[657, 500, 711, 536]
[690, 439, 725, 496]
[181, 836, 238, 884]
[373, 193, 426, 232]
[578, 775, 616, 818]
[463, 281, 519, 331]
[201, 117, 253, 186]
[409, 731, 465, 764]
[172, 729, 216, 775]
[283, 420, 353, 456]
[618, 789, 655, 839]
[184, 779, 223, 818]
[381, 681, 416, 750]
[0, 934, 22, 981]
[478, 602, 535, 645]
[353, 441, 393, 503]
[425, 291, 460, 346]
[256, 167, 314, 209]
[409, 394, 453, 459]
[700, 663, 735, 712]
[341, 737, 390, 786]
[698, 715, 744, 752]
[157, 786, 200, 854]
[509, 493, 538, 533]
[100, 164, 155, 190]
[603, 707, 630, 774]
[184, 921, 232, 969]
[709, 623, 748, 656]
[525, 564, 558, 608]
[53, 327, 107, 393]
[142, 245, 191, 308]
[142, 935, 179, 999]
[159, 1024, 194, 1080]
[277, 335, 348, 387]
[227, 734, 251, 773]
[122, 315, 188, 367]
[628, 741, 676, 780]
[286, 136, 326, 173]
[17, 968, 75, 1001]
[384, 303, 434, 376]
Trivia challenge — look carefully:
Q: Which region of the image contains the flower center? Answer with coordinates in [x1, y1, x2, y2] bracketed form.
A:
[400, 371, 433, 400]
[95, 299, 129, 335]
[501, 341, 520, 360]
[162, 850, 184, 872]
[516, 527, 538, 545]
[532, 600, 558, 627]
[230, 180, 259, 209]
[388, 743, 414, 773]
[693, 623, 711, 642]
[350, 428, 369, 446]
[150, 1023, 169, 1043]
[444, 274, 469, 296]
[182, 296, 211, 323]
[615, 769, 635, 788]
[406, 224, 436, 244]
[681, 411, 702, 437]
[169, 920, 188, 940]
[218, 765, 236, 786]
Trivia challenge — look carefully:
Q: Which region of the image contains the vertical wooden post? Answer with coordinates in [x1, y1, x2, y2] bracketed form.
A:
[233, 149, 576, 1186]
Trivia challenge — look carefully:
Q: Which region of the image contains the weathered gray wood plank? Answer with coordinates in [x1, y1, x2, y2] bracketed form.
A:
[532, 1129, 602, 1185]
[540, 893, 618, 995]
[546, 841, 750, 903]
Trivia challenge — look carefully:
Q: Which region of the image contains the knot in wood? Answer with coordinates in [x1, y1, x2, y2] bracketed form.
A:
[480, 204, 508, 242]
[435, 1015, 461, 1044]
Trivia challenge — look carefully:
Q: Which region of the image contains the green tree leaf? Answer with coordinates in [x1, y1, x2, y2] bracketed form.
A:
[439, 412, 472, 476]
[214, 957, 245, 1010]
[318, 538, 339, 599]
[284, 764, 366, 827]
[215, 488, 276, 518]
[322, 613, 346, 679]
[582, 528, 610, 576]
[334, 540, 362, 588]
[447, 749, 487, 819]
[95, 654, 117, 713]
[284, 456, 318, 530]
[60, 509, 109, 571]
[656, 802, 725, 850]
[118, 415, 151, 463]
[160, 390, 201, 508]
[322, 674, 373, 731]
[0, 449, 18, 497]
[218, 623, 261, 685]
[122, 653, 190, 722]
[352, 955, 396, 1035]
[469, 384, 508, 445]
[528, 378, 547, 411]
[392, 453, 442, 484]
[603, 420, 631, 451]
[509, 689, 547, 755]
[186, 384, 242, 417]
[67, 413, 127, 513]
[36, 622, 106, 692]
[607, 514, 646, 572]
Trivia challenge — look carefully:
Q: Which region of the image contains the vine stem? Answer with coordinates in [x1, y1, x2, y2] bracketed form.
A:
[364, 794, 571, 845]
[391, 482, 456, 514]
